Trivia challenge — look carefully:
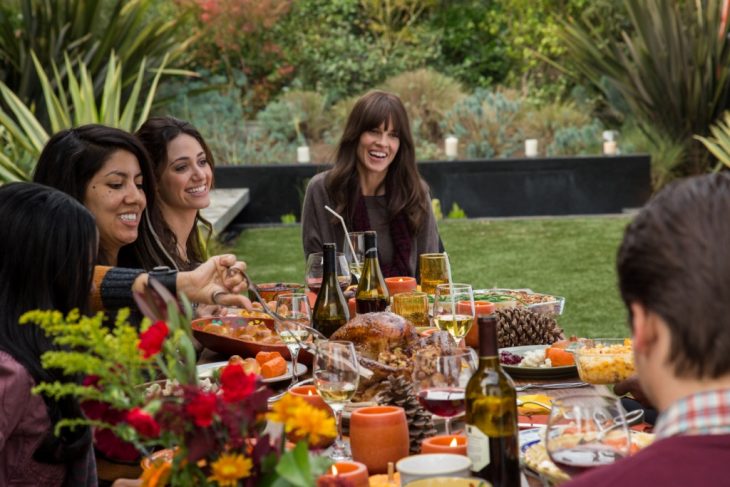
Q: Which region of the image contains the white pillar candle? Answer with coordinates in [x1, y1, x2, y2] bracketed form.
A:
[603, 140, 618, 155]
[297, 146, 311, 163]
[525, 139, 538, 157]
[445, 136, 458, 160]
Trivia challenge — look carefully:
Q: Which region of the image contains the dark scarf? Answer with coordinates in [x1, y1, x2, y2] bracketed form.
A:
[352, 194, 413, 277]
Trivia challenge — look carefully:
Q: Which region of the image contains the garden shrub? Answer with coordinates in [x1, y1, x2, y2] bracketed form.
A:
[256, 90, 330, 145]
[379, 68, 466, 143]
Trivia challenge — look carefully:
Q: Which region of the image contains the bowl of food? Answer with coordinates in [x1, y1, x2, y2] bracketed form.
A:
[573, 338, 634, 384]
[251, 282, 306, 302]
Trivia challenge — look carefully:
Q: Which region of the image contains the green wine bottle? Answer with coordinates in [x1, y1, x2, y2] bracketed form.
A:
[355, 231, 389, 313]
[312, 243, 350, 337]
[465, 314, 520, 487]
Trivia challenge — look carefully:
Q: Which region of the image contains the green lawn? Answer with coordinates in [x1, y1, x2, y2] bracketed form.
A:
[231, 216, 633, 338]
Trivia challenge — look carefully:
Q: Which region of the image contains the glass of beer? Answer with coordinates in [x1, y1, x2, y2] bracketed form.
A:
[392, 291, 430, 327]
[419, 253, 450, 294]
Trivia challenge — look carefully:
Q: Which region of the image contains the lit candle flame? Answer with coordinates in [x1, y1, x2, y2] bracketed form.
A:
[307, 390, 313, 396]
[450, 437, 458, 447]
[398, 278, 404, 282]
[331, 465, 339, 476]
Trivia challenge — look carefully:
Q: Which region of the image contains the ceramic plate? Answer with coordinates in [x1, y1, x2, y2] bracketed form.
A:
[197, 360, 307, 384]
[500, 345, 578, 379]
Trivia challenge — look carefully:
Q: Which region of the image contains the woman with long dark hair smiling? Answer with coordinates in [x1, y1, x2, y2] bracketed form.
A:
[0, 182, 97, 486]
[136, 116, 215, 271]
[301, 90, 441, 277]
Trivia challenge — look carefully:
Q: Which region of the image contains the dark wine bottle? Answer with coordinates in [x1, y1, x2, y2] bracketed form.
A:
[312, 243, 350, 337]
[465, 314, 520, 487]
[355, 231, 389, 313]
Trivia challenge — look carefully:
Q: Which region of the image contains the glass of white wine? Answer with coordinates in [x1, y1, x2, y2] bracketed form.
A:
[433, 283, 475, 344]
[344, 231, 366, 283]
[275, 293, 312, 385]
[313, 340, 360, 460]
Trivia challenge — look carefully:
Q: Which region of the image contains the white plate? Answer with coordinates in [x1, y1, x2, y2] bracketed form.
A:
[500, 344, 578, 379]
[196, 361, 307, 383]
[519, 427, 543, 454]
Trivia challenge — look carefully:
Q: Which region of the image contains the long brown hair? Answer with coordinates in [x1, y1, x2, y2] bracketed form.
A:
[34, 124, 173, 269]
[326, 90, 430, 233]
[136, 116, 214, 270]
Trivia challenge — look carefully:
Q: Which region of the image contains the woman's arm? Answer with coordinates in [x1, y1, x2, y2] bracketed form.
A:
[301, 172, 339, 258]
[92, 255, 252, 313]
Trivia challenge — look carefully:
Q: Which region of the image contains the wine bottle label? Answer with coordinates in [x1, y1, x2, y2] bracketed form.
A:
[466, 424, 490, 471]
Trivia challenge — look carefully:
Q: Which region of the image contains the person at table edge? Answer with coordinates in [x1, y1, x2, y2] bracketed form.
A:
[565, 173, 730, 486]
[301, 90, 442, 278]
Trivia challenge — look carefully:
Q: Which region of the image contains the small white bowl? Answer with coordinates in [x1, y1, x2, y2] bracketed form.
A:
[396, 453, 472, 485]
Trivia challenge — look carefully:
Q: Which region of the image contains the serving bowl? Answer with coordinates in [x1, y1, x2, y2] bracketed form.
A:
[251, 282, 306, 302]
[573, 338, 634, 384]
[396, 454, 471, 485]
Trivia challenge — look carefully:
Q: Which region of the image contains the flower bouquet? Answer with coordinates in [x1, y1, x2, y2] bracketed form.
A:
[21, 280, 339, 487]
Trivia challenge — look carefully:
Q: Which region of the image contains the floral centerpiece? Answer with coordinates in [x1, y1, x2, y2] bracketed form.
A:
[21, 281, 339, 487]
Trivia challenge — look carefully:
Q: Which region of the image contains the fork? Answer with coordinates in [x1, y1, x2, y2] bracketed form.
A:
[515, 382, 590, 392]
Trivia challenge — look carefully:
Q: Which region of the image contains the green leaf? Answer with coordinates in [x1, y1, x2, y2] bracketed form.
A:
[274, 442, 315, 487]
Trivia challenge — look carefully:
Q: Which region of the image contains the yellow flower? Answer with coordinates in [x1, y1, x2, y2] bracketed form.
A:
[266, 392, 304, 425]
[289, 404, 337, 444]
[208, 453, 253, 487]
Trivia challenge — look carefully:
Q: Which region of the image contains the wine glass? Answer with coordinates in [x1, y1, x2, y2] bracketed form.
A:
[313, 340, 360, 460]
[305, 252, 351, 295]
[343, 232, 366, 283]
[412, 347, 477, 434]
[275, 293, 312, 385]
[433, 283, 475, 344]
[545, 394, 631, 479]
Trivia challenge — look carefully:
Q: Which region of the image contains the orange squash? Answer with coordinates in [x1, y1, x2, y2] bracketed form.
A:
[255, 351, 281, 366]
[546, 347, 575, 367]
[261, 356, 287, 379]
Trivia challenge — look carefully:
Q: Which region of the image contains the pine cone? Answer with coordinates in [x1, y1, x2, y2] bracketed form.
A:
[496, 307, 564, 348]
[377, 375, 437, 454]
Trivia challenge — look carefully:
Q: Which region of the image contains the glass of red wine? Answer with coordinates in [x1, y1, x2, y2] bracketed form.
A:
[305, 251, 351, 294]
[412, 347, 477, 434]
[545, 394, 631, 479]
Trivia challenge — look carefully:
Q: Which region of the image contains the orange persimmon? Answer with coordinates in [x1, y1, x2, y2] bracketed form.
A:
[546, 347, 575, 367]
[261, 356, 287, 378]
[255, 351, 282, 366]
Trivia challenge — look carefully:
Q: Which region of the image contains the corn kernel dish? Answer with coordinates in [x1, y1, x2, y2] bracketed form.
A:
[575, 338, 634, 384]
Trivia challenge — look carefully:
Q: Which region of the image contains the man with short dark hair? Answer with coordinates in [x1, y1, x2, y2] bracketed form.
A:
[565, 173, 730, 486]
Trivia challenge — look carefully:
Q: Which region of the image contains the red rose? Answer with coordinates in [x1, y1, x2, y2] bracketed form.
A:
[186, 391, 217, 427]
[220, 363, 257, 403]
[138, 321, 169, 358]
[126, 407, 160, 438]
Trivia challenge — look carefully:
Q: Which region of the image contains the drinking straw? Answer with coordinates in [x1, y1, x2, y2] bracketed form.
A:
[324, 205, 360, 267]
[444, 251, 456, 316]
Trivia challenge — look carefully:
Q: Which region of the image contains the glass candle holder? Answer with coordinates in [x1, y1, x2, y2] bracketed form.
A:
[392, 291, 430, 327]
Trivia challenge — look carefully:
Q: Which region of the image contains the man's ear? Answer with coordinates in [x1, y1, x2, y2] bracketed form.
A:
[630, 302, 658, 354]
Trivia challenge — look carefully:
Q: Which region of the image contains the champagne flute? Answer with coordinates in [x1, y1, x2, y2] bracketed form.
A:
[275, 293, 312, 385]
[433, 283, 475, 344]
[305, 251, 350, 295]
[412, 348, 477, 434]
[344, 232, 366, 283]
[313, 340, 360, 460]
[545, 394, 631, 478]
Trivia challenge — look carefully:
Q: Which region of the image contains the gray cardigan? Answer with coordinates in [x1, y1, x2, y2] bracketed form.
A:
[301, 171, 441, 277]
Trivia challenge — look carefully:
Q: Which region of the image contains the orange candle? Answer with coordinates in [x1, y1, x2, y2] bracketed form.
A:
[384, 276, 417, 295]
[421, 434, 468, 455]
[318, 461, 370, 487]
[287, 386, 331, 414]
[348, 297, 357, 317]
[459, 301, 495, 348]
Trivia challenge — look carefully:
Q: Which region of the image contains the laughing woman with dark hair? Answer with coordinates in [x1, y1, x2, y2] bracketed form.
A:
[0, 183, 97, 486]
[301, 90, 442, 277]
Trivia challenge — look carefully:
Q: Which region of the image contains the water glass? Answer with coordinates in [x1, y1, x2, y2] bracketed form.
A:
[392, 291, 430, 327]
[419, 253, 450, 295]
[344, 232, 366, 282]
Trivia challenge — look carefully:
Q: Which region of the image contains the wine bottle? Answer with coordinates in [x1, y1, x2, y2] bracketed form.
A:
[312, 243, 350, 337]
[355, 231, 389, 313]
[465, 314, 520, 487]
